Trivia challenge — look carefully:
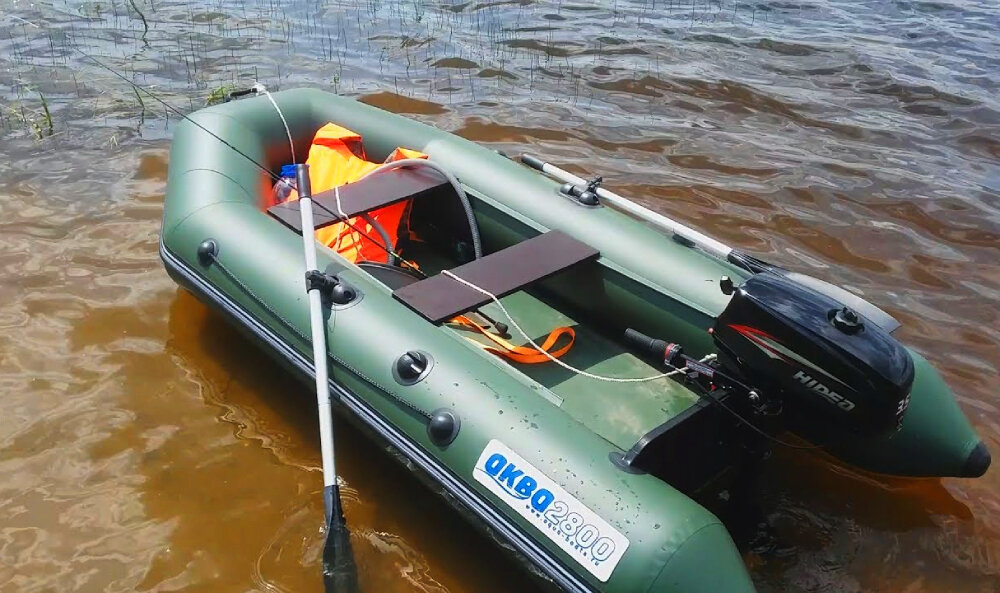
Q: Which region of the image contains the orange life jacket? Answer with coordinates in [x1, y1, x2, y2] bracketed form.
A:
[281, 122, 427, 263]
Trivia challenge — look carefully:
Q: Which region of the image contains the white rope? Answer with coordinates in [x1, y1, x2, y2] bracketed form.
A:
[250, 82, 697, 383]
[334, 186, 346, 219]
[331, 185, 363, 252]
[254, 83, 295, 164]
[441, 270, 715, 383]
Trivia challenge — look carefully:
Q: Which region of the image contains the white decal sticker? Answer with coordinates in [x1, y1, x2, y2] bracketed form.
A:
[473, 439, 629, 582]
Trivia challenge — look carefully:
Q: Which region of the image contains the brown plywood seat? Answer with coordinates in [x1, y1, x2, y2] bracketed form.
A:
[393, 230, 599, 324]
[267, 166, 448, 233]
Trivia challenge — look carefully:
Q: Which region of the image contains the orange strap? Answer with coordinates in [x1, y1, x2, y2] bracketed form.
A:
[451, 315, 575, 364]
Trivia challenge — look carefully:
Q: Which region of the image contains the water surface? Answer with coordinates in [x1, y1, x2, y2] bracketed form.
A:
[1, 1, 999, 591]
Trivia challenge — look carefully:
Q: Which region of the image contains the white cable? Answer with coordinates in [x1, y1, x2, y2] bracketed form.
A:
[254, 83, 296, 164]
[332, 186, 364, 255]
[441, 270, 715, 383]
[257, 89, 696, 383]
[355, 158, 483, 260]
[334, 186, 346, 219]
[254, 92, 693, 382]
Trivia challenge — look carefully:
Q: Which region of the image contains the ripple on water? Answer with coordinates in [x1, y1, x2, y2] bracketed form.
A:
[1, 1, 999, 592]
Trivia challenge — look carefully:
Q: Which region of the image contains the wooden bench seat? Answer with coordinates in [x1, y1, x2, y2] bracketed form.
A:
[393, 230, 599, 324]
[267, 166, 449, 233]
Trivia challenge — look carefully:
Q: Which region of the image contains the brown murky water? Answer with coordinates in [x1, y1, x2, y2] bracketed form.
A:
[2, 1, 999, 591]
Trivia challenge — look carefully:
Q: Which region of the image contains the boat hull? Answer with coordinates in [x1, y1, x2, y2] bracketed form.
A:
[160, 88, 986, 592]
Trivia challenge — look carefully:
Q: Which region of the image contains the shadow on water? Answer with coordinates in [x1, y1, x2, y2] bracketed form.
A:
[161, 290, 541, 593]
[703, 447, 988, 593]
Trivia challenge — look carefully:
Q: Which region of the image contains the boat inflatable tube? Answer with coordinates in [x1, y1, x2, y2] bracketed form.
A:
[161, 89, 988, 593]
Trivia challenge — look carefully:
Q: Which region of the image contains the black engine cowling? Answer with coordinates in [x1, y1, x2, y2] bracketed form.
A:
[713, 271, 914, 437]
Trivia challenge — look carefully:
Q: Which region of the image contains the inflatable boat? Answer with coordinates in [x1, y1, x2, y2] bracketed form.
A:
[159, 88, 989, 593]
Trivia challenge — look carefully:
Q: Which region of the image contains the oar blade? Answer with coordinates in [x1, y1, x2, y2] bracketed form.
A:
[322, 485, 359, 593]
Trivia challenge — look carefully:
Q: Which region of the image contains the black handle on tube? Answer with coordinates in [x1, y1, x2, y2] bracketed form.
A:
[521, 154, 546, 171]
[226, 87, 257, 101]
[295, 163, 312, 200]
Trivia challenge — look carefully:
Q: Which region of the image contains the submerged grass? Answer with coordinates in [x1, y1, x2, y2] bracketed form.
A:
[1, 89, 55, 140]
[38, 90, 53, 137]
[133, 86, 147, 125]
[206, 84, 237, 105]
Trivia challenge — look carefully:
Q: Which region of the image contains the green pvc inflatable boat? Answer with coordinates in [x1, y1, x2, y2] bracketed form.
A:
[160, 88, 989, 593]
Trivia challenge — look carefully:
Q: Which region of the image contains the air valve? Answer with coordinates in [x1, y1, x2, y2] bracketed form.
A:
[393, 350, 434, 385]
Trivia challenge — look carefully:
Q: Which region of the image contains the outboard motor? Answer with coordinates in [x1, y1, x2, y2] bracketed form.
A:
[712, 271, 915, 437]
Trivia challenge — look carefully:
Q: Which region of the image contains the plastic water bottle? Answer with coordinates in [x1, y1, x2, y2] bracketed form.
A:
[272, 164, 297, 203]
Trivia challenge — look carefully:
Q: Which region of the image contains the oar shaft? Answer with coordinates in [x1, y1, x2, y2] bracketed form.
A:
[298, 164, 359, 591]
[297, 165, 337, 497]
[523, 155, 733, 261]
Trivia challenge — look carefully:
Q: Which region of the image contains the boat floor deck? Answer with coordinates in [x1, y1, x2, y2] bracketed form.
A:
[452, 291, 700, 450]
[393, 243, 701, 451]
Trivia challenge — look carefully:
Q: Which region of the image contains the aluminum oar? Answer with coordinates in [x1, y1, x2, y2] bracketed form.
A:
[521, 154, 901, 332]
[520, 154, 735, 261]
[295, 163, 360, 592]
